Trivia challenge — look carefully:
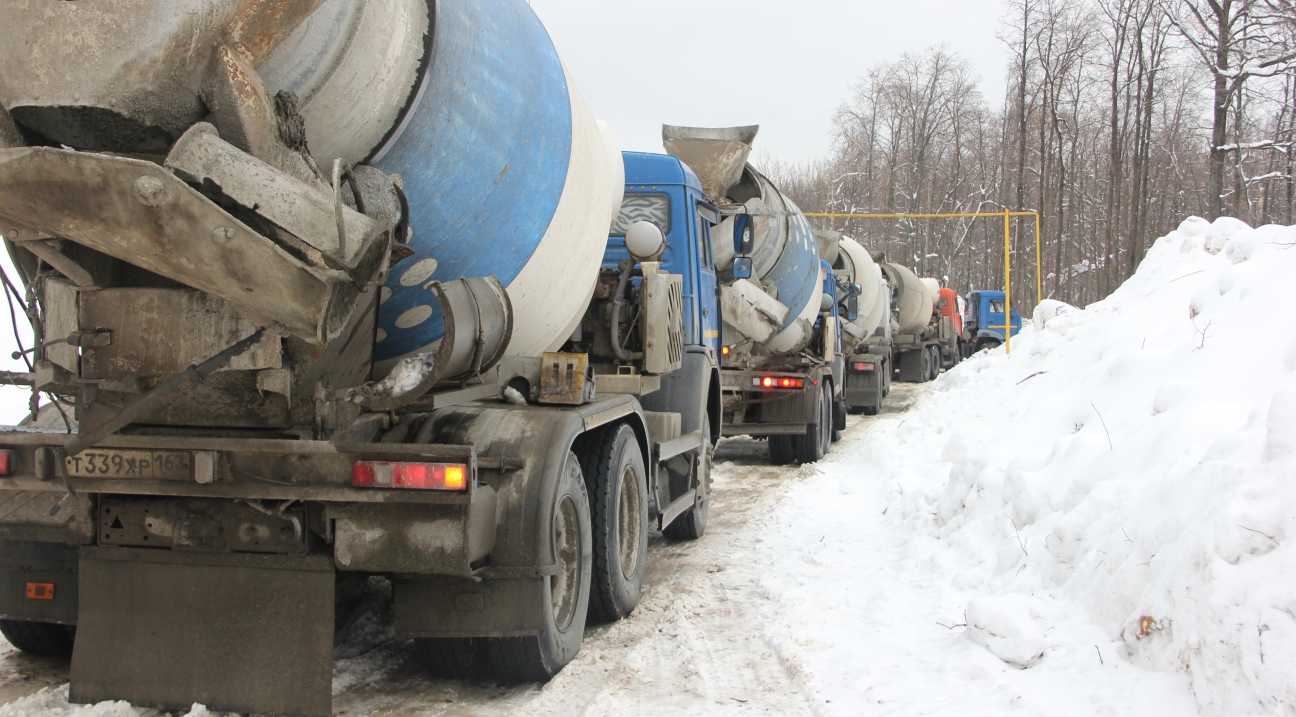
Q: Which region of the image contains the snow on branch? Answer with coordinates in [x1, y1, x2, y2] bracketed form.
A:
[1216, 140, 1292, 153]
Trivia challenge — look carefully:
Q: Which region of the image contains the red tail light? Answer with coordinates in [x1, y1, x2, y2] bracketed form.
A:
[352, 461, 468, 491]
[753, 376, 805, 390]
[852, 361, 876, 371]
[0, 450, 10, 476]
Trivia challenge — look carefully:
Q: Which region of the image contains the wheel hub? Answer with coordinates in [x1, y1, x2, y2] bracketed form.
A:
[551, 495, 581, 629]
[616, 465, 642, 580]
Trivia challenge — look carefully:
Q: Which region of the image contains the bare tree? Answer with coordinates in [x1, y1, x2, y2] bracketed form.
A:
[768, 0, 1294, 313]
[1168, 0, 1296, 217]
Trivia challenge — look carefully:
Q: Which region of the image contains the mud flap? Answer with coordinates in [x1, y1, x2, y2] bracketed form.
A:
[69, 547, 334, 716]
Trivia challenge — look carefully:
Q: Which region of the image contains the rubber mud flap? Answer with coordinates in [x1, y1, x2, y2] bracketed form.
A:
[70, 547, 334, 717]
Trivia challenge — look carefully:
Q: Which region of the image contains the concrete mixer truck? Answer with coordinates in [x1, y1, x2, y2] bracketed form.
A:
[662, 127, 847, 465]
[0, 1, 721, 714]
[817, 231, 893, 415]
[884, 265, 963, 382]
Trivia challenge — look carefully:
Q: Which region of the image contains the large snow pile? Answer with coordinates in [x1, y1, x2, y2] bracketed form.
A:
[874, 217, 1296, 714]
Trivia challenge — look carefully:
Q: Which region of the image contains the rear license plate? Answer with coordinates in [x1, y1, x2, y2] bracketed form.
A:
[65, 450, 192, 480]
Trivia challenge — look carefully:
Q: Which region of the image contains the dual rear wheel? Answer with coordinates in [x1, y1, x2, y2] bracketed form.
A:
[418, 418, 712, 683]
[768, 381, 833, 465]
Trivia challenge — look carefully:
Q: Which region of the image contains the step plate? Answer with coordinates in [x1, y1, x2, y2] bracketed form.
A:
[70, 547, 334, 716]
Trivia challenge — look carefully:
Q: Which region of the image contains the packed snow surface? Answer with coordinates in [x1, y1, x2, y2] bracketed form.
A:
[0, 217, 1290, 715]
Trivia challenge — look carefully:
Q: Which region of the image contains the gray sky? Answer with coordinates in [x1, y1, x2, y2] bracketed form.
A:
[530, 0, 1011, 165]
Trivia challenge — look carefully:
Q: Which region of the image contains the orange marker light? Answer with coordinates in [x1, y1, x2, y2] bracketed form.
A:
[444, 465, 466, 490]
[26, 582, 54, 600]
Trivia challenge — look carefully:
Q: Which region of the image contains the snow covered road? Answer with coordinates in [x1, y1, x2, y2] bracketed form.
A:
[0, 383, 1199, 716]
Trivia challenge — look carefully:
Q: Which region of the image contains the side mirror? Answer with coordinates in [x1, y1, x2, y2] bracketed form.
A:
[733, 215, 755, 255]
[846, 295, 859, 322]
[696, 200, 722, 225]
[733, 256, 754, 280]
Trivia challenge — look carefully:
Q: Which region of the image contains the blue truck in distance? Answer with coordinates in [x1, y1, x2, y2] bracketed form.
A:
[962, 290, 1023, 354]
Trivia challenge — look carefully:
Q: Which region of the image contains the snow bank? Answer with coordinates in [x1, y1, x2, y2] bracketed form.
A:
[877, 217, 1296, 715]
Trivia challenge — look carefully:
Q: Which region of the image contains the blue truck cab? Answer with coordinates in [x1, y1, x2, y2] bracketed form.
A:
[963, 290, 1022, 353]
[558, 151, 724, 541]
[607, 152, 723, 358]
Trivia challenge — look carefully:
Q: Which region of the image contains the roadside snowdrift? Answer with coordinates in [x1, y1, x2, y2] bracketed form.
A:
[879, 217, 1296, 714]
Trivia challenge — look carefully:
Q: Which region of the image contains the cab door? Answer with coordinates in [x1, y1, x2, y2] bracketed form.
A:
[693, 197, 721, 355]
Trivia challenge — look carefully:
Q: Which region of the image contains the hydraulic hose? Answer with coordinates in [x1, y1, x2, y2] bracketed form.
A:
[609, 260, 644, 362]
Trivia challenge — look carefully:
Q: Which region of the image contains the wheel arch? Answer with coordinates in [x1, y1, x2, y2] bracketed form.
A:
[706, 366, 721, 445]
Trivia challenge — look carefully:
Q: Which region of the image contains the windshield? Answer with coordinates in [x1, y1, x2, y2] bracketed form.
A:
[612, 193, 671, 236]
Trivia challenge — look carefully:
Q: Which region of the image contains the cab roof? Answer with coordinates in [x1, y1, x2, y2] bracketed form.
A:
[622, 151, 703, 191]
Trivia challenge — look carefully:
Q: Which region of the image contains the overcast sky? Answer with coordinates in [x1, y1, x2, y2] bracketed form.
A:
[529, 0, 1013, 165]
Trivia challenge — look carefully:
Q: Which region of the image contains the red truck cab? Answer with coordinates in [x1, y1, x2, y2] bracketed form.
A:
[939, 287, 964, 336]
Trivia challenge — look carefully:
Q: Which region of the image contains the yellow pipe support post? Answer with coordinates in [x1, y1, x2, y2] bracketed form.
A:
[1003, 209, 1012, 355]
[803, 210, 1046, 356]
[1035, 212, 1042, 310]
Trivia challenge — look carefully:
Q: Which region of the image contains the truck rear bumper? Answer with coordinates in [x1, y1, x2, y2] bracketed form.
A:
[719, 368, 820, 434]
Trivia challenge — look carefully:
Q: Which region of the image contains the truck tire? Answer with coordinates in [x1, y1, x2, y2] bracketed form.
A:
[920, 346, 933, 382]
[793, 383, 830, 464]
[927, 345, 940, 381]
[0, 619, 75, 657]
[664, 415, 712, 541]
[489, 452, 591, 682]
[768, 435, 797, 465]
[576, 425, 647, 623]
[414, 637, 491, 680]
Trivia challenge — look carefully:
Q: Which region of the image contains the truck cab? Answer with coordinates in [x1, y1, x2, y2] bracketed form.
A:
[963, 290, 1022, 353]
[606, 152, 722, 360]
[590, 152, 723, 445]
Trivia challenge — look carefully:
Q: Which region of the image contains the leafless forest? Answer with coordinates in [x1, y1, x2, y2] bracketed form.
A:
[769, 0, 1296, 310]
